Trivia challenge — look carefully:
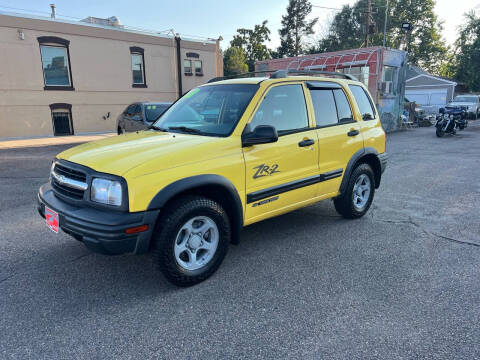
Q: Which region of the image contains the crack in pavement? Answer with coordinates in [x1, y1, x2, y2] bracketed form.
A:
[370, 210, 480, 248]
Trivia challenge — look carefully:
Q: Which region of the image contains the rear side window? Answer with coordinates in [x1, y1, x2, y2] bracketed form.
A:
[250, 84, 308, 135]
[349, 85, 376, 120]
[310, 88, 353, 127]
[333, 89, 353, 122]
[310, 90, 338, 127]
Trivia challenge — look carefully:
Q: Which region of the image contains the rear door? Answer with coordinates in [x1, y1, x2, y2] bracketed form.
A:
[243, 83, 319, 223]
[308, 82, 364, 196]
[348, 84, 385, 154]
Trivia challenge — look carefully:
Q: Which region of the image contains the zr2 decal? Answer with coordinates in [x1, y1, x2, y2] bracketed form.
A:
[253, 164, 280, 179]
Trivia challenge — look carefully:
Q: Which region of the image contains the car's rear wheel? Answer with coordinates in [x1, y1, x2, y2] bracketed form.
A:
[151, 196, 230, 287]
[334, 163, 375, 219]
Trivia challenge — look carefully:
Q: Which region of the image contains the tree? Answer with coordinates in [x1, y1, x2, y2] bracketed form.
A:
[223, 47, 248, 76]
[310, 0, 447, 73]
[231, 20, 271, 72]
[277, 0, 318, 57]
[444, 12, 480, 91]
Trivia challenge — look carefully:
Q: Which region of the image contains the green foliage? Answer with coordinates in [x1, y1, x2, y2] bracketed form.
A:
[223, 47, 249, 76]
[277, 0, 318, 57]
[447, 12, 480, 91]
[310, 0, 447, 73]
[231, 20, 272, 72]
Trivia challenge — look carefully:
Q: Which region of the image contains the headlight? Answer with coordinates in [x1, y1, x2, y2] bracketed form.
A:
[91, 178, 122, 206]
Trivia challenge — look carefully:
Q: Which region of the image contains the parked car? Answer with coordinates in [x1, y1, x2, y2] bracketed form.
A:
[38, 70, 387, 286]
[117, 102, 171, 134]
[446, 95, 479, 119]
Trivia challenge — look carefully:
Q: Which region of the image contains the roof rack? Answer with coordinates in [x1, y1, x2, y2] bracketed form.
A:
[207, 68, 357, 84]
[270, 69, 357, 80]
[207, 70, 275, 83]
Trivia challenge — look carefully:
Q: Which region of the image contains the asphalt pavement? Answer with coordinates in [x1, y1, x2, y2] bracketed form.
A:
[1, 123, 479, 359]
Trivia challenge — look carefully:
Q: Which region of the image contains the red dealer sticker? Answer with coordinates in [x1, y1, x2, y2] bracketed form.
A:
[45, 207, 59, 233]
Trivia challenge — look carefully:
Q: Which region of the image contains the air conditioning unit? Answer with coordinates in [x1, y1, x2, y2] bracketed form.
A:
[381, 81, 393, 94]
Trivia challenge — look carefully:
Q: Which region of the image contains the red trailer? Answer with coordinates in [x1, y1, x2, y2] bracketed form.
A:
[256, 46, 408, 132]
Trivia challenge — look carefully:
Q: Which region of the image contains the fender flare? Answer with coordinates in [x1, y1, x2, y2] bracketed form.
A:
[148, 174, 243, 244]
[339, 147, 381, 194]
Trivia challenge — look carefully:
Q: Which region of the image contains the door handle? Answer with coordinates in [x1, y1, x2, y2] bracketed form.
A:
[298, 139, 315, 147]
[347, 129, 359, 137]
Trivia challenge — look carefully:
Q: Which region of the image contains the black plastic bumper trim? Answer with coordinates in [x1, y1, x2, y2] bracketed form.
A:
[38, 183, 159, 255]
[378, 152, 388, 174]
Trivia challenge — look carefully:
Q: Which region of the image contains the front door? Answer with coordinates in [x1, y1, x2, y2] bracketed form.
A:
[243, 83, 319, 223]
[308, 85, 365, 196]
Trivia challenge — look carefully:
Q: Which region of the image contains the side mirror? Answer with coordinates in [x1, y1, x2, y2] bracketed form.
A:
[439, 108, 445, 114]
[242, 125, 278, 147]
[362, 113, 374, 120]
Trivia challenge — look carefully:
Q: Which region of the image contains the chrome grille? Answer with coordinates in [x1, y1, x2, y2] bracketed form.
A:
[51, 163, 87, 200]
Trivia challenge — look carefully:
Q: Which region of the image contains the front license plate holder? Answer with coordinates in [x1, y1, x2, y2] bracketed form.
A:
[45, 206, 59, 233]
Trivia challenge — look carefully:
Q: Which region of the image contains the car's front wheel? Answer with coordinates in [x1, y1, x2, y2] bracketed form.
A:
[152, 196, 230, 287]
[117, 126, 123, 135]
[334, 163, 375, 219]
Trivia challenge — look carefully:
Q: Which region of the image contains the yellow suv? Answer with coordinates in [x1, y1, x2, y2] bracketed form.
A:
[38, 70, 387, 286]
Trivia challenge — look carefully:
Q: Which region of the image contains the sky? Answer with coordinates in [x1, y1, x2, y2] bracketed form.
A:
[1, 0, 479, 49]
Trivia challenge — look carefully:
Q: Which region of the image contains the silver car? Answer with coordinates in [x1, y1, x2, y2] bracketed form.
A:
[447, 95, 479, 119]
[117, 102, 171, 134]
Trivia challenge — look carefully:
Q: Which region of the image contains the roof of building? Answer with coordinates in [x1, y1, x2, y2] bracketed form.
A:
[406, 64, 456, 85]
[0, 10, 217, 45]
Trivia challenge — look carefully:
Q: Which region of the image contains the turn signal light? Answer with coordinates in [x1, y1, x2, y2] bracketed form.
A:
[125, 225, 149, 234]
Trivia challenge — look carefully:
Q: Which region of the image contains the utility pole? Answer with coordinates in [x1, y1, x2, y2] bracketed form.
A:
[383, 0, 389, 47]
[365, 0, 372, 47]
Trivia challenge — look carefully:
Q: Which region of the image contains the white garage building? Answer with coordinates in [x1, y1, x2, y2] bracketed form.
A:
[405, 65, 457, 114]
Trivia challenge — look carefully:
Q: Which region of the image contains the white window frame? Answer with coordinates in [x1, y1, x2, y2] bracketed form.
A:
[40, 44, 72, 87]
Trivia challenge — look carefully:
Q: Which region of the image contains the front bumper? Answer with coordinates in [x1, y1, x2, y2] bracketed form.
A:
[37, 183, 159, 255]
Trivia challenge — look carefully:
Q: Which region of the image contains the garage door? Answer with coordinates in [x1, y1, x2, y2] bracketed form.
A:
[405, 88, 448, 114]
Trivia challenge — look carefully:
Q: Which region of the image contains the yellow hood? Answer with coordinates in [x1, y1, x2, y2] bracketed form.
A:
[57, 130, 238, 177]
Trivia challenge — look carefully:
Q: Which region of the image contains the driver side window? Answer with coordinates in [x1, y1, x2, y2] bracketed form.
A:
[249, 84, 308, 135]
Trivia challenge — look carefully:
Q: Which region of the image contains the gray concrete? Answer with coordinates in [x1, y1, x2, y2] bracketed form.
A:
[1, 124, 480, 359]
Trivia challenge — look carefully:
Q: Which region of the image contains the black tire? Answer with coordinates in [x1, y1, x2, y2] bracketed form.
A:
[151, 196, 230, 287]
[117, 126, 123, 135]
[334, 163, 375, 219]
[436, 128, 445, 137]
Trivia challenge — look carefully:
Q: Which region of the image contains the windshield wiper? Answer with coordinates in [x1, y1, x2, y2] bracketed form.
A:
[167, 126, 206, 135]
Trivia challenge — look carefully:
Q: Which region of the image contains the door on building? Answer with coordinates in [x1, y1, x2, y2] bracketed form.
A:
[243, 83, 319, 222]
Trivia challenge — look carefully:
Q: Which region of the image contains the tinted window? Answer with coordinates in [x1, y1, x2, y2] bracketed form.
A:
[145, 104, 170, 122]
[134, 104, 142, 119]
[154, 84, 258, 136]
[126, 104, 136, 116]
[40, 45, 71, 86]
[250, 85, 308, 134]
[310, 90, 338, 127]
[349, 85, 376, 120]
[333, 89, 353, 122]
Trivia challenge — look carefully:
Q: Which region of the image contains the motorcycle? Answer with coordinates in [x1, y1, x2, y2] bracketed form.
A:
[435, 107, 468, 137]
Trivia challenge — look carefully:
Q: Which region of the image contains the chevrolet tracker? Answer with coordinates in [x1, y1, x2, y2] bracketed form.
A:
[37, 70, 388, 286]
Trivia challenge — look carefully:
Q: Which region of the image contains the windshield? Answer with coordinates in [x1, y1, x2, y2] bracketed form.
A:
[145, 104, 170, 122]
[453, 96, 478, 103]
[152, 84, 258, 136]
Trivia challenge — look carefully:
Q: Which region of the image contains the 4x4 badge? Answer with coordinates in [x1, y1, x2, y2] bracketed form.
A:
[253, 164, 280, 179]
